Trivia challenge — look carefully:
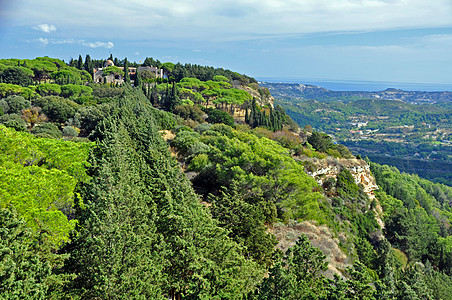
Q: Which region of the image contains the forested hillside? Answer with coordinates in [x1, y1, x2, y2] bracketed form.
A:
[1, 56, 452, 299]
[265, 83, 452, 185]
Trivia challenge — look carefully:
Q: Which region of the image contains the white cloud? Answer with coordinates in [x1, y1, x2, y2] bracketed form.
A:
[32, 38, 114, 49]
[33, 24, 56, 33]
[80, 41, 114, 48]
[13, 0, 452, 41]
[37, 37, 48, 46]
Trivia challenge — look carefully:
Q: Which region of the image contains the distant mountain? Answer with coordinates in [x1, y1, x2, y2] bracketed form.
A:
[260, 82, 452, 104]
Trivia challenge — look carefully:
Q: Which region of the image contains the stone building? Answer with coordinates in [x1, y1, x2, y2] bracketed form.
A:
[93, 60, 165, 84]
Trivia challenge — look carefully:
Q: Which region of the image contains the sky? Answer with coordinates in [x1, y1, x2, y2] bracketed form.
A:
[1, 0, 452, 90]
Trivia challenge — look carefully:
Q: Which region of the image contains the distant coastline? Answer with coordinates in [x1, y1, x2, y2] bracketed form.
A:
[256, 77, 452, 92]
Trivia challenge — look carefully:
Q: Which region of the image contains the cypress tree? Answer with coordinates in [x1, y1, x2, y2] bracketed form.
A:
[124, 57, 130, 84]
[77, 55, 83, 70]
[84, 54, 93, 76]
[150, 85, 159, 107]
[245, 106, 249, 124]
[135, 68, 142, 87]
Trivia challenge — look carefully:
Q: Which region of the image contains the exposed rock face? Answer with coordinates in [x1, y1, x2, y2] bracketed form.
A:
[299, 156, 385, 231]
[302, 157, 378, 195]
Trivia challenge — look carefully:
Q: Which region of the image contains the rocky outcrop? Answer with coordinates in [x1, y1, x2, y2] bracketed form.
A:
[300, 156, 378, 196]
[298, 156, 385, 230]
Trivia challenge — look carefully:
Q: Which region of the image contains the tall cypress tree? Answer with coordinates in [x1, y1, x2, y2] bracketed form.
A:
[84, 54, 93, 76]
[124, 57, 130, 84]
[135, 68, 142, 87]
[77, 55, 83, 70]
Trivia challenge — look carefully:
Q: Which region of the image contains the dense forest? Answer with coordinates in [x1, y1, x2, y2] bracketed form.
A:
[1, 56, 452, 299]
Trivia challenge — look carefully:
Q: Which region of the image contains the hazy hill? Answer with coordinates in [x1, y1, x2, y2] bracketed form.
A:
[260, 82, 452, 104]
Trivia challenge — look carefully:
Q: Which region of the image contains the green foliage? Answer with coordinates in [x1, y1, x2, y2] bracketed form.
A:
[61, 84, 92, 100]
[102, 65, 124, 77]
[210, 185, 278, 266]
[213, 75, 229, 82]
[2, 95, 31, 114]
[0, 208, 58, 299]
[62, 125, 79, 137]
[40, 96, 78, 123]
[31, 122, 62, 138]
[254, 234, 329, 299]
[0, 113, 27, 132]
[336, 168, 360, 197]
[0, 83, 36, 99]
[36, 83, 61, 96]
[308, 131, 333, 153]
[204, 107, 235, 127]
[0, 125, 92, 245]
[0, 66, 34, 86]
[173, 104, 205, 123]
[182, 126, 327, 223]
[64, 92, 263, 299]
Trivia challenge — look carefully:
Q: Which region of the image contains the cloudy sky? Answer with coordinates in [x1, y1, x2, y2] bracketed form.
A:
[1, 0, 451, 89]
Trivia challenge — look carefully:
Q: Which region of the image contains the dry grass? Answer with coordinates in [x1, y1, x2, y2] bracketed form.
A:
[270, 220, 351, 278]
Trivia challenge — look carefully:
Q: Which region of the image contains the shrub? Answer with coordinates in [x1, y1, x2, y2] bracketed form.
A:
[174, 104, 205, 123]
[62, 125, 79, 137]
[204, 107, 235, 127]
[31, 123, 62, 138]
[4, 95, 31, 114]
[0, 113, 27, 131]
[194, 123, 213, 134]
[188, 153, 210, 172]
[41, 98, 78, 123]
[0, 99, 9, 114]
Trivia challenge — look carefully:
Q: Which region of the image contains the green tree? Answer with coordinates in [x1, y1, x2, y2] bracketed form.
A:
[307, 131, 333, 153]
[256, 234, 328, 299]
[84, 54, 93, 76]
[0, 208, 57, 299]
[134, 68, 142, 87]
[124, 57, 130, 84]
[77, 55, 83, 70]
[0, 67, 34, 86]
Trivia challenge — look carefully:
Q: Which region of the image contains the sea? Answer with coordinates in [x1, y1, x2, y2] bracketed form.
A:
[256, 77, 452, 92]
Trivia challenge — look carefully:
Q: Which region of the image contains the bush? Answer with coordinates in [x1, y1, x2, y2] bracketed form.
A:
[41, 98, 78, 123]
[31, 122, 62, 138]
[62, 125, 79, 137]
[0, 113, 27, 131]
[173, 104, 205, 123]
[171, 130, 201, 155]
[0, 99, 9, 114]
[194, 123, 213, 134]
[204, 107, 235, 127]
[307, 131, 333, 153]
[188, 153, 210, 172]
[3, 95, 31, 114]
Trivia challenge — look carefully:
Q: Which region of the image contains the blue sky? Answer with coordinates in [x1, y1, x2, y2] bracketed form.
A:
[1, 0, 452, 89]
